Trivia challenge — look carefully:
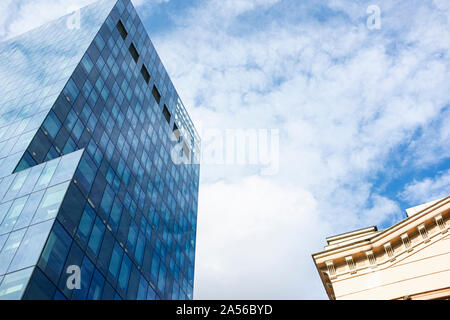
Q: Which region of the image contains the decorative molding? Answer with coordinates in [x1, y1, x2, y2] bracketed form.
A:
[345, 256, 356, 274]
[384, 242, 395, 262]
[418, 224, 430, 243]
[322, 213, 448, 280]
[325, 260, 336, 279]
[366, 250, 376, 267]
[401, 233, 413, 252]
[435, 214, 447, 234]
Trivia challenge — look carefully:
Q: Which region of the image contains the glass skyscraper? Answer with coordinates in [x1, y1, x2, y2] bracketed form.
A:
[0, 0, 200, 300]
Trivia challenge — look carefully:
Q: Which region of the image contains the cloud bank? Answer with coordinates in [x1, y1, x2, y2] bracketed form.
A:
[151, 0, 450, 299]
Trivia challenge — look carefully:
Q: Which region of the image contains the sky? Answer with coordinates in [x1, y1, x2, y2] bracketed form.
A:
[0, 0, 449, 299]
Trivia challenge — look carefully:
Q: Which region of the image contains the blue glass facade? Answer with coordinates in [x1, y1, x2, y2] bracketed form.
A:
[0, 0, 200, 300]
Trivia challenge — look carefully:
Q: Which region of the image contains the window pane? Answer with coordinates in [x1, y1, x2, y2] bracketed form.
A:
[3, 170, 30, 202]
[42, 111, 61, 139]
[33, 158, 60, 192]
[0, 229, 26, 275]
[157, 263, 166, 294]
[38, 221, 72, 283]
[150, 253, 160, 284]
[17, 164, 44, 196]
[0, 234, 7, 252]
[87, 217, 105, 256]
[63, 79, 80, 103]
[0, 195, 28, 235]
[81, 54, 94, 73]
[0, 201, 13, 229]
[116, 20, 128, 40]
[8, 219, 54, 273]
[135, 232, 145, 264]
[77, 203, 96, 244]
[118, 253, 131, 293]
[108, 241, 123, 279]
[99, 185, 114, 219]
[75, 153, 97, 193]
[87, 269, 104, 300]
[32, 181, 70, 224]
[49, 149, 83, 186]
[62, 137, 77, 155]
[108, 197, 122, 231]
[137, 276, 148, 300]
[13, 190, 45, 231]
[126, 221, 138, 253]
[0, 267, 33, 300]
[0, 175, 15, 202]
[22, 267, 56, 300]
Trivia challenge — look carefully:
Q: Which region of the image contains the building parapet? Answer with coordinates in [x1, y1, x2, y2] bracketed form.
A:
[312, 195, 450, 300]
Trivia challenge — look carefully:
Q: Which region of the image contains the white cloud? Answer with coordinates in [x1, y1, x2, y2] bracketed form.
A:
[400, 170, 450, 205]
[195, 175, 328, 299]
[404, 107, 450, 168]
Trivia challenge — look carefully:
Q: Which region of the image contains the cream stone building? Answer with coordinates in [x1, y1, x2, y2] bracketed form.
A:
[312, 196, 450, 300]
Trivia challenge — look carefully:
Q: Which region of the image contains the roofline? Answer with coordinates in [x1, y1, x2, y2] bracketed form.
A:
[326, 226, 378, 243]
[313, 195, 450, 258]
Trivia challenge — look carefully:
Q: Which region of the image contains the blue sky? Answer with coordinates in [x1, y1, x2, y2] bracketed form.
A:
[1, 0, 449, 299]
